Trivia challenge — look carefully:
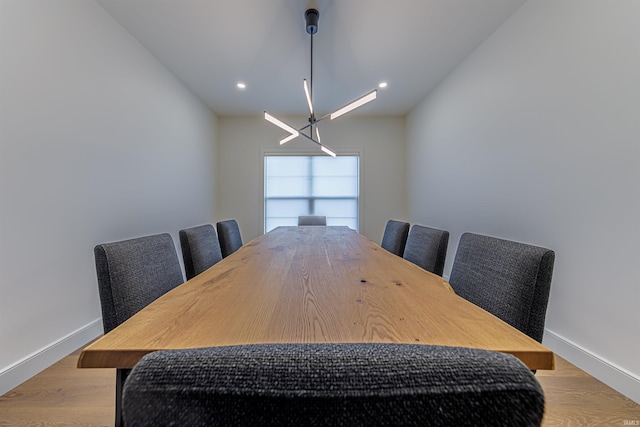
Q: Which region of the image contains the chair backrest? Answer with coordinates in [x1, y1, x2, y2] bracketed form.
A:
[216, 219, 243, 258]
[449, 233, 555, 343]
[123, 343, 544, 427]
[380, 220, 410, 257]
[298, 215, 327, 226]
[179, 224, 223, 280]
[94, 233, 184, 334]
[403, 224, 449, 276]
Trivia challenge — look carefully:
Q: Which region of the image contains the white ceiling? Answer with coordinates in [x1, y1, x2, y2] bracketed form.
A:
[97, 0, 525, 117]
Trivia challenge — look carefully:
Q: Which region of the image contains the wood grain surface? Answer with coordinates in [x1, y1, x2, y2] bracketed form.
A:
[78, 226, 553, 370]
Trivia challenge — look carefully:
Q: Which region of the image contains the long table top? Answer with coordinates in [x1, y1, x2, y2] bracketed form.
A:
[78, 226, 554, 370]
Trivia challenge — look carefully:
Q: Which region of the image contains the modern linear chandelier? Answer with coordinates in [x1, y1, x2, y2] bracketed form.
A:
[264, 8, 377, 157]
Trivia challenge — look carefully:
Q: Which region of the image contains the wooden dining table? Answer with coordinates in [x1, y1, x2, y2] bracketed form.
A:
[79, 225, 554, 371]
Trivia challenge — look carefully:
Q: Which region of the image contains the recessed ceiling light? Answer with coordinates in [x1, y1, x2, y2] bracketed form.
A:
[236, 82, 246, 89]
[378, 82, 388, 89]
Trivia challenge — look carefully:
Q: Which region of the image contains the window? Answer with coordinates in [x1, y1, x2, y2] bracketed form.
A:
[264, 155, 359, 232]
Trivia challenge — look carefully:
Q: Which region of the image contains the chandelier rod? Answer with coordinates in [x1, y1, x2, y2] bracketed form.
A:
[309, 30, 314, 138]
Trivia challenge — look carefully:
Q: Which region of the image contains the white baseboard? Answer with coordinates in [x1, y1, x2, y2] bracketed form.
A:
[0, 319, 103, 396]
[544, 329, 640, 404]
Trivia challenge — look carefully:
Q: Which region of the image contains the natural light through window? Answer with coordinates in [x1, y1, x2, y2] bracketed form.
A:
[264, 155, 359, 232]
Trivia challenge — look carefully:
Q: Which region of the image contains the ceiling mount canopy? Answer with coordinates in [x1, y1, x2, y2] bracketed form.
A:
[305, 8, 319, 35]
[264, 8, 378, 157]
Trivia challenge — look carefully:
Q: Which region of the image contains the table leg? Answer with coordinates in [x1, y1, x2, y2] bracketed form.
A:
[115, 368, 131, 427]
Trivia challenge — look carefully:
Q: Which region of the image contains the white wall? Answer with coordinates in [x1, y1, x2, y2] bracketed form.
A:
[0, 0, 218, 394]
[217, 115, 405, 242]
[406, 0, 639, 402]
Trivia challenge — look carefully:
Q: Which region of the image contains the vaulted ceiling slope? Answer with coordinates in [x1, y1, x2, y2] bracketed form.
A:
[97, 0, 525, 116]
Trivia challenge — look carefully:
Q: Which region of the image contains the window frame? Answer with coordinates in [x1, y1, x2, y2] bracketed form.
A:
[262, 150, 362, 233]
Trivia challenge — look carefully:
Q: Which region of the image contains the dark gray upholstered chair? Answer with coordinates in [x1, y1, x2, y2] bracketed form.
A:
[123, 343, 545, 427]
[449, 233, 555, 343]
[95, 233, 184, 334]
[380, 219, 410, 257]
[179, 224, 223, 280]
[216, 219, 243, 258]
[94, 233, 184, 427]
[298, 215, 327, 226]
[403, 224, 449, 276]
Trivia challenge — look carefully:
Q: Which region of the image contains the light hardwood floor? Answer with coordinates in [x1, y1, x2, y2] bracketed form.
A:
[1, 346, 638, 426]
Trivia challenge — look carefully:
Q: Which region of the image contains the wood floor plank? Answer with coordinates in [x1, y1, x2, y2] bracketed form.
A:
[0, 349, 114, 427]
[537, 357, 640, 426]
[1, 345, 638, 426]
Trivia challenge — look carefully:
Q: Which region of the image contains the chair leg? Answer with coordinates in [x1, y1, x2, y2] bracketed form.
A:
[115, 368, 131, 427]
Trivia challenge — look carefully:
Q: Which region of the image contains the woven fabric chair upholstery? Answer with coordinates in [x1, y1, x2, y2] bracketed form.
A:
[298, 215, 327, 226]
[123, 343, 544, 427]
[403, 224, 449, 276]
[449, 233, 555, 343]
[216, 219, 243, 258]
[179, 224, 223, 280]
[94, 233, 184, 334]
[380, 220, 410, 257]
